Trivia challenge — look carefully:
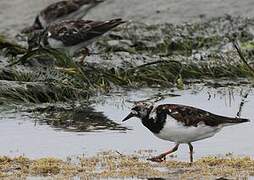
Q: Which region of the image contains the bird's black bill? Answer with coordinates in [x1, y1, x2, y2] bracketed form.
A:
[122, 113, 135, 122]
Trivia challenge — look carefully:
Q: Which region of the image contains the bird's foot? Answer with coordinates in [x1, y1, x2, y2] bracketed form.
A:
[78, 48, 90, 64]
[78, 56, 86, 64]
[147, 154, 166, 163]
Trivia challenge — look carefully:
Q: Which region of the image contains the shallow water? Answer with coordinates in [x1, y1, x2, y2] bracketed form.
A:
[0, 84, 253, 161]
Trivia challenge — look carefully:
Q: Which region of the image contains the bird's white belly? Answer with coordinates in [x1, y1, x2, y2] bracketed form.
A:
[47, 38, 79, 56]
[154, 116, 222, 143]
[47, 38, 92, 56]
[48, 38, 64, 49]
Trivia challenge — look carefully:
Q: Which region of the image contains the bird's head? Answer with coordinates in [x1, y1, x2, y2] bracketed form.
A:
[21, 16, 43, 34]
[27, 29, 46, 51]
[122, 102, 154, 122]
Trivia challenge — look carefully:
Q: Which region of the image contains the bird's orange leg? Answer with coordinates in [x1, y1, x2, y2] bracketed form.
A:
[148, 144, 179, 163]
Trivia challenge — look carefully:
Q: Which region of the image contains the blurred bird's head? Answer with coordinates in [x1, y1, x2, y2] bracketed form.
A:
[122, 102, 154, 121]
[27, 29, 46, 51]
[21, 16, 43, 34]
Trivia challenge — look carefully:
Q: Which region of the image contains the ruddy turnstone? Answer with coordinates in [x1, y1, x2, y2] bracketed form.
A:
[122, 102, 250, 163]
[28, 18, 125, 58]
[22, 0, 103, 33]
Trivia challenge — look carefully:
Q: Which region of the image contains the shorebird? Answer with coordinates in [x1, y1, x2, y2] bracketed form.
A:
[27, 18, 125, 60]
[122, 102, 250, 163]
[21, 0, 104, 33]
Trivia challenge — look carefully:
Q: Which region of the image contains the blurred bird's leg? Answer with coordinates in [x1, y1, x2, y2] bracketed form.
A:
[78, 47, 90, 64]
[148, 144, 179, 162]
[188, 143, 194, 163]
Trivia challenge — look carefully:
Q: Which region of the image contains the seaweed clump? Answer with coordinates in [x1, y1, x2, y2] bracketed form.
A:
[0, 152, 254, 179]
[165, 155, 254, 179]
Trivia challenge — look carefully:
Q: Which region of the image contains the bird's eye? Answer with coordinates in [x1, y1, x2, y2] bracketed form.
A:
[132, 106, 141, 112]
[131, 110, 138, 115]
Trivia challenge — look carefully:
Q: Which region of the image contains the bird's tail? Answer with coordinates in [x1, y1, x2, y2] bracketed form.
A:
[221, 116, 250, 126]
[73, 0, 104, 6]
[92, 18, 126, 34]
[103, 18, 126, 28]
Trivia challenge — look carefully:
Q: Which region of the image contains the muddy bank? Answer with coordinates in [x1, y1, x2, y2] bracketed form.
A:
[1, 16, 254, 103]
[1, 0, 254, 37]
[85, 0, 254, 24]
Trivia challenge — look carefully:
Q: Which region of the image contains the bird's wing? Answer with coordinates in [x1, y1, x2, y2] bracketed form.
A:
[41, 0, 104, 23]
[156, 104, 249, 127]
[47, 19, 125, 46]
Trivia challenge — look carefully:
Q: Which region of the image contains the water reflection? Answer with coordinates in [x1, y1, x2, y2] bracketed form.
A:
[26, 105, 128, 132]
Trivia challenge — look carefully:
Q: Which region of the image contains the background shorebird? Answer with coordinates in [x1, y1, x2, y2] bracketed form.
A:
[21, 0, 104, 34]
[27, 18, 125, 61]
[122, 102, 250, 163]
